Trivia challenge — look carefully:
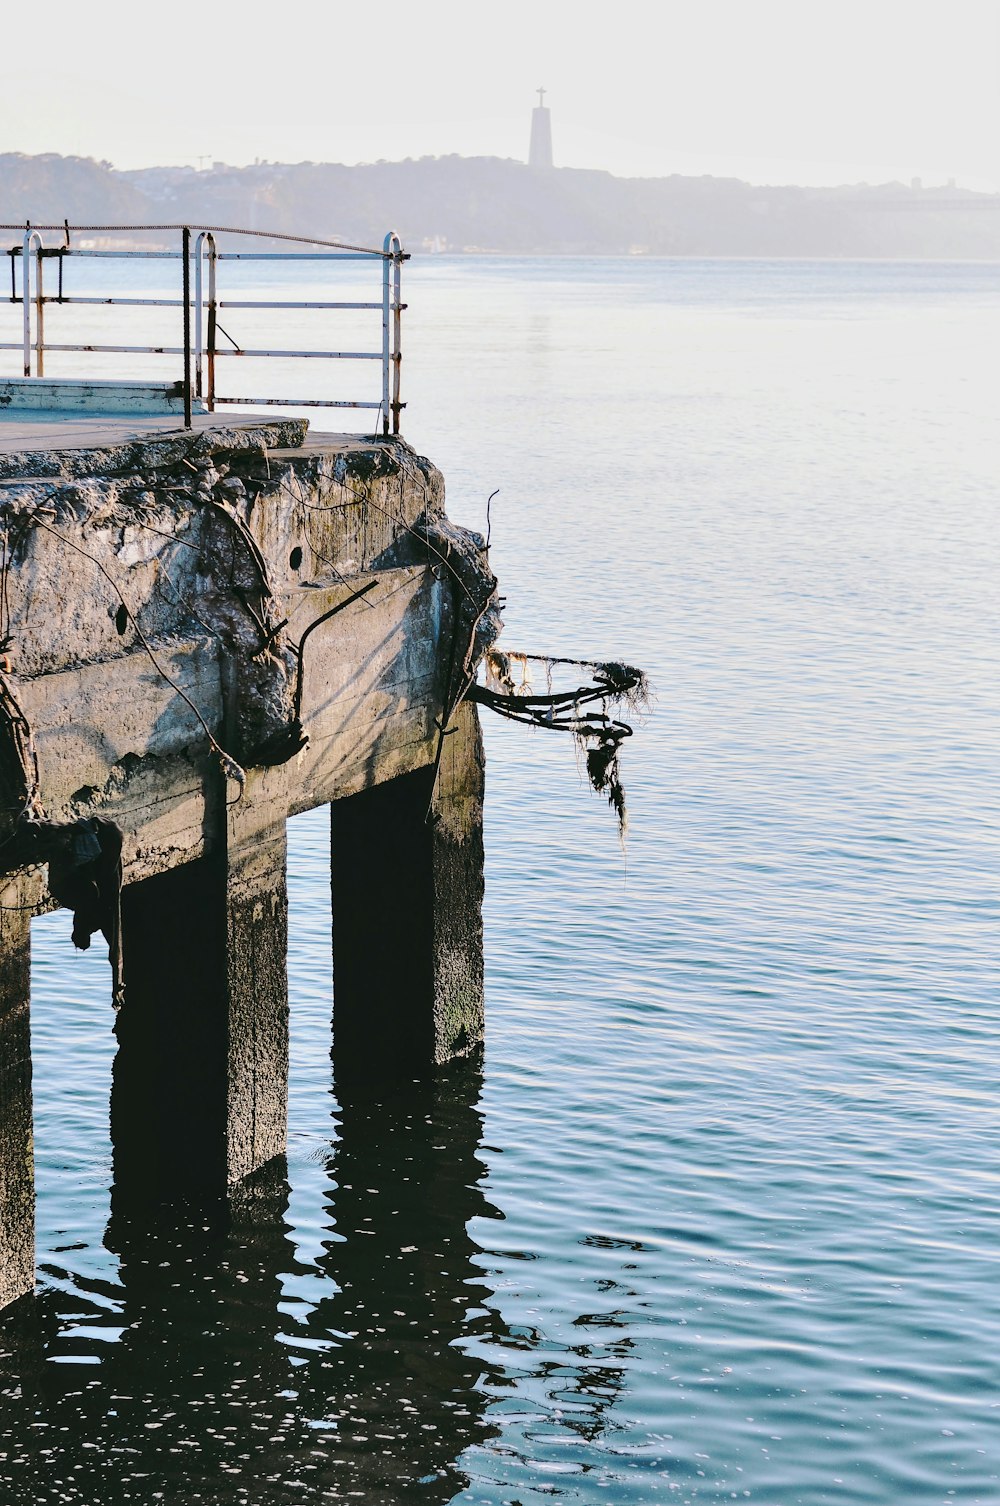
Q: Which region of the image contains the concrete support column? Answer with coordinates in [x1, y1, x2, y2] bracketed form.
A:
[331, 701, 485, 1079]
[113, 770, 289, 1202]
[0, 874, 36, 1309]
[224, 770, 289, 1183]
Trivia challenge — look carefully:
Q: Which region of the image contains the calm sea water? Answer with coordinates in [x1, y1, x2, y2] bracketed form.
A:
[2, 257, 999, 1504]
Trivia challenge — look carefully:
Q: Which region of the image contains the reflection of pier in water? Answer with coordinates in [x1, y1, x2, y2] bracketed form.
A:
[0, 1061, 504, 1503]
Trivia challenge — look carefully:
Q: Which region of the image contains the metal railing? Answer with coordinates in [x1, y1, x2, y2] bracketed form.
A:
[2, 222, 407, 433]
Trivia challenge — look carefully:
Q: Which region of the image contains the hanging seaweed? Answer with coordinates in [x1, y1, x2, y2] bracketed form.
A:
[468, 650, 649, 839]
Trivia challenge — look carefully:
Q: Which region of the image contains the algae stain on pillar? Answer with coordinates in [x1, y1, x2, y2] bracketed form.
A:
[0, 874, 37, 1309]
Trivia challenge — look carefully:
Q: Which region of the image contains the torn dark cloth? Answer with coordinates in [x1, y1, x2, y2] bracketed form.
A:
[28, 817, 125, 1010]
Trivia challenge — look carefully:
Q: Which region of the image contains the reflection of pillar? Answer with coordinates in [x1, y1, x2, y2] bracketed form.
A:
[30, 1160, 300, 1506]
[330, 702, 485, 1085]
[113, 770, 288, 1202]
[300, 1060, 501, 1499]
[0, 1070, 504, 1500]
[105, 1159, 294, 1405]
[0, 1295, 46, 1496]
[0, 873, 37, 1310]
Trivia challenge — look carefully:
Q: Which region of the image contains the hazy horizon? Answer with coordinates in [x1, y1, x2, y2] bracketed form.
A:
[3, 0, 997, 192]
[33, 151, 996, 197]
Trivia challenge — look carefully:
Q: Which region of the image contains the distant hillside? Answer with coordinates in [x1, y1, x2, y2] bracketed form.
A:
[2, 152, 998, 259]
[0, 153, 148, 226]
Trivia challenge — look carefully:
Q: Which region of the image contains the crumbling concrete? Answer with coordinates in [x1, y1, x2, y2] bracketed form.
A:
[0, 873, 37, 1311]
[0, 416, 500, 1307]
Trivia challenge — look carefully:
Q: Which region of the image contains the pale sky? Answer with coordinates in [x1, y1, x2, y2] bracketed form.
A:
[1, 0, 997, 190]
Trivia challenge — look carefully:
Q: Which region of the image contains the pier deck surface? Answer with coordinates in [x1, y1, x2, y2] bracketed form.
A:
[0, 410, 376, 458]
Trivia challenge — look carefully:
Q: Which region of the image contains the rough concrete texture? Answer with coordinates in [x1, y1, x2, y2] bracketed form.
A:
[224, 765, 289, 1184]
[0, 417, 306, 481]
[0, 415, 498, 1286]
[0, 873, 37, 1308]
[428, 701, 486, 1063]
[0, 378, 204, 416]
[0, 419, 494, 878]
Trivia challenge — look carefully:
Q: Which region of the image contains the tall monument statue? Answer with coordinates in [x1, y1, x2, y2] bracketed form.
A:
[529, 87, 553, 170]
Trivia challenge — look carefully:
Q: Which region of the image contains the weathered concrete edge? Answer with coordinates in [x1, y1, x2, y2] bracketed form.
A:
[0, 418, 309, 481]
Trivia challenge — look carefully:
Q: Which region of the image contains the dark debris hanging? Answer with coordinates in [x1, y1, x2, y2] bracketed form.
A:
[468, 650, 650, 839]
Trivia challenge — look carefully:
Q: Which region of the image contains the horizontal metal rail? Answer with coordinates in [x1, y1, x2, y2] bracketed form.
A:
[0, 343, 383, 358]
[8, 249, 383, 261]
[7, 297, 386, 311]
[218, 300, 387, 310]
[25, 250, 181, 260]
[4, 224, 406, 434]
[214, 252, 381, 262]
[214, 396, 384, 409]
[210, 348, 382, 360]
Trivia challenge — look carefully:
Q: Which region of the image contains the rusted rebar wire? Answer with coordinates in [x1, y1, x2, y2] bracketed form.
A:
[116, 508, 285, 658]
[0, 668, 43, 844]
[473, 683, 622, 711]
[177, 457, 274, 590]
[0, 529, 10, 647]
[469, 684, 634, 738]
[247, 465, 488, 614]
[172, 470, 291, 653]
[0, 518, 35, 649]
[0, 874, 49, 913]
[484, 651, 649, 716]
[292, 580, 377, 723]
[302, 538, 378, 603]
[471, 653, 647, 843]
[127, 517, 201, 553]
[422, 594, 465, 825]
[488, 649, 649, 688]
[151, 560, 229, 648]
[422, 560, 499, 825]
[29, 518, 247, 797]
[341, 487, 487, 612]
[203, 496, 273, 593]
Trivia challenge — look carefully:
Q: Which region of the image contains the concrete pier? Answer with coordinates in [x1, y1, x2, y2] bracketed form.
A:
[0, 411, 499, 1306]
[331, 699, 486, 1084]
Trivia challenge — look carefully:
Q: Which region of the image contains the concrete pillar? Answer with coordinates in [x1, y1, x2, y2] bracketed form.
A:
[113, 769, 288, 1202]
[224, 767, 290, 1183]
[331, 701, 485, 1079]
[0, 874, 35, 1310]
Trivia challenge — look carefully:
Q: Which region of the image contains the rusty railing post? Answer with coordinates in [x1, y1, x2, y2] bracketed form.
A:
[381, 231, 404, 436]
[181, 225, 192, 429]
[194, 230, 219, 410]
[381, 240, 391, 436]
[392, 239, 402, 434]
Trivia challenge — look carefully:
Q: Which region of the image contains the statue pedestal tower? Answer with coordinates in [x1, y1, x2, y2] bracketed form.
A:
[529, 87, 553, 170]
